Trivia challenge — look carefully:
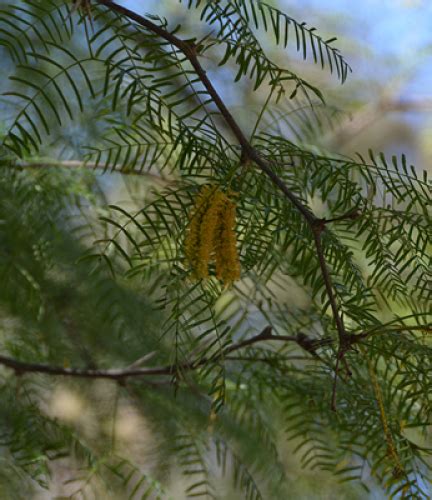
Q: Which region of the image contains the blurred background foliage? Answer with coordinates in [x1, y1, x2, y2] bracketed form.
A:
[0, 0, 430, 498]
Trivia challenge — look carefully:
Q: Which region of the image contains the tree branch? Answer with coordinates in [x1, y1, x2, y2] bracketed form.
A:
[0, 327, 324, 381]
[311, 229, 346, 344]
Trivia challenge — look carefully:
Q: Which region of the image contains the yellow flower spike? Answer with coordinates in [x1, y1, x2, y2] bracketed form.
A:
[215, 198, 240, 285]
[184, 185, 213, 278]
[184, 184, 241, 284]
[196, 189, 224, 278]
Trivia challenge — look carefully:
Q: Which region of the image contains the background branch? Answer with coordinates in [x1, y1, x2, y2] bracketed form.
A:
[17, 159, 170, 184]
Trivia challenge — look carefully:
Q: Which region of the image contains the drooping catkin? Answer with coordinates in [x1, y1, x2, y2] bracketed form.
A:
[215, 198, 241, 284]
[184, 185, 212, 278]
[184, 185, 240, 285]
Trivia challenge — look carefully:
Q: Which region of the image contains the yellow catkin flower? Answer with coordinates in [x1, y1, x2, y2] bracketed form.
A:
[196, 189, 224, 278]
[184, 184, 241, 284]
[215, 198, 241, 285]
[184, 185, 213, 278]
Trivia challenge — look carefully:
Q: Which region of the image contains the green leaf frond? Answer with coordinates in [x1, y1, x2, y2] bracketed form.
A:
[181, 0, 351, 92]
[1, 1, 235, 164]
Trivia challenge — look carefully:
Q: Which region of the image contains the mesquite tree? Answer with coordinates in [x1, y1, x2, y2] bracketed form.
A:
[0, 0, 430, 498]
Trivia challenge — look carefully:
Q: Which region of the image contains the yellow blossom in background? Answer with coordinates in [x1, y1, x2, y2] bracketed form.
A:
[184, 184, 240, 285]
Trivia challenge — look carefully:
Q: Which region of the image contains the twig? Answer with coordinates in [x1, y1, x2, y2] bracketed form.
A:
[320, 208, 362, 225]
[355, 324, 432, 341]
[311, 229, 346, 344]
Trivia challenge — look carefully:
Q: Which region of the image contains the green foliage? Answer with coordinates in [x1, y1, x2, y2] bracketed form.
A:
[0, 0, 430, 498]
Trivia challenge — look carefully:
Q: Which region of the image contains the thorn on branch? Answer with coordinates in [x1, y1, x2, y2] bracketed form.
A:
[257, 325, 273, 339]
[320, 208, 363, 227]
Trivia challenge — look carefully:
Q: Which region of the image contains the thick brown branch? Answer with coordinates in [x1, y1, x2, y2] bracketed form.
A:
[0, 327, 322, 381]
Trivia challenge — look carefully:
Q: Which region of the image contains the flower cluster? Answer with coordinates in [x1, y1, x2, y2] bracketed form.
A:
[184, 185, 241, 285]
